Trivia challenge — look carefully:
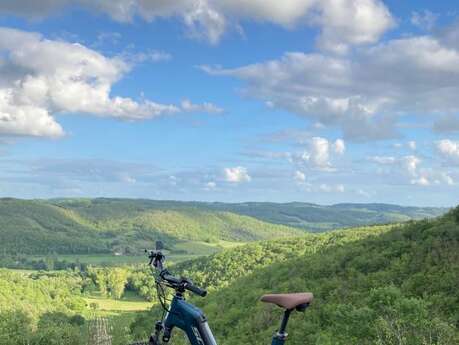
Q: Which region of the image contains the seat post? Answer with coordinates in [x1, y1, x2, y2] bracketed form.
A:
[271, 309, 292, 345]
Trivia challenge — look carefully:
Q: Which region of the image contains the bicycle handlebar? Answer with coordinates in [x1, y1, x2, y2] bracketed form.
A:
[185, 282, 207, 297]
[160, 271, 207, 297]
[146, 248, 207, 297]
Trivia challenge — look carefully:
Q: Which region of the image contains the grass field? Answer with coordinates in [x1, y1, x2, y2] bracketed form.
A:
[85, 292, 152, 316]
[29, 240, 244, 267]
[30, 253, 204, 266]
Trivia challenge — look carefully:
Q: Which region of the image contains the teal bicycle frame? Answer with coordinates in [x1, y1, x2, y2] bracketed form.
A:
[161, 293, 217, 345]
[156, 290, 299, 345]
[146, 242, 308, 345]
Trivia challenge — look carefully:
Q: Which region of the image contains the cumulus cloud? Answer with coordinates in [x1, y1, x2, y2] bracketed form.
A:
[334, 139, 346, 154]
[0, 27, 179, 137]
[0, 27, 220, 138]
[294, 170, 306, 182]
[307, 137, 333, 170]
[0, 0, 394, 49]
[202, 22, 459, 141]
[369, 153, 455, 186]
[436, 139, 459, 165]
[204, 181, 217, 190]
[402, 155, 421, 179]
[223, 166, 251, 183]
[295, 137, 345, 171]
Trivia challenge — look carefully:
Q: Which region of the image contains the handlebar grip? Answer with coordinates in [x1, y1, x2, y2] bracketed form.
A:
[162, 273, 182, 285]
[186, 284, 207, 297]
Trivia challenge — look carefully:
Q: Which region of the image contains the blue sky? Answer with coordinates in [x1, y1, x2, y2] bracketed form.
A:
[0, 1, 459, 206]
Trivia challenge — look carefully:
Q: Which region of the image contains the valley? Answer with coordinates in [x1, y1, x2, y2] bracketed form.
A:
[0, 199, 457, 345]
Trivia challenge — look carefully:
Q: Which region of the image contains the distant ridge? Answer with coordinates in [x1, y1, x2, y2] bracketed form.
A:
[0, 198, 302, 255]
[199, 201, 448, 231]
[0, 198, 447, 255]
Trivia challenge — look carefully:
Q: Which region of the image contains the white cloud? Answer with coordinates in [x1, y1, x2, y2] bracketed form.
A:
[0, 27, 221, 138]
[334, 139, 346, 154]
[296, 137, 344, 171]
[408, 141, 417, 150]
[370, 153, 455, 187]
[440, 173, 455, 185]
[203, 23, 459, 141]
[305, 137, 331, 170]
[319, 183, 345, 193]
[183, 1, 226, 44]
[402, 155, 421, 178]
[311, 0, 394, 53]
[207, 181, 216, 188]
[223, 166, 251, 183]
[123, 50, 172, 63]
[411, 10, 438, 31]
[294, 170, 306, 182]
[181, 99, 224, 113]
[436, 139, 459, 165]
[411, 176, 430, 186]
[0, 0, 394, 49]
[369, 156, 396, 165]
[357, 188, 371, 198]
[0, 27, 180, 137]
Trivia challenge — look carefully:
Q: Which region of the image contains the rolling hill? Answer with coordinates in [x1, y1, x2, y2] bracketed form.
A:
[0, 198, 302, 255]
[203, 201, 448, 231]
[0, 198, 448, 255]
[132, 207, 459, 345]
[50, 198, 447, 231]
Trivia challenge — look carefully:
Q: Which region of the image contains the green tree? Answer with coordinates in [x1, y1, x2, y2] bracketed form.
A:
[0, 310, 31, 345]
[108, 268, 128, 299]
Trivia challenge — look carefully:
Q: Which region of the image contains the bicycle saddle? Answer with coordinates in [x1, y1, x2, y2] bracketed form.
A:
[261, 292, 313, 310]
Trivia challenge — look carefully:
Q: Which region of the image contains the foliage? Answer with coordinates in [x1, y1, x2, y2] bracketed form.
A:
[0, 198, 303, 255]
[0, 198, 109, 255]
[132, 214, 459, 344]
[0, 197, 447, 256]
[0, 270, 91, 345]
[194, 201, 447, 231]
[87, 267, 129, 299]
[0, 270, 87, 319]
[172, 225, 391, 291]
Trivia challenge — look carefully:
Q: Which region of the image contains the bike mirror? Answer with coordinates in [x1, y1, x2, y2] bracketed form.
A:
[156, 241, 164, 250]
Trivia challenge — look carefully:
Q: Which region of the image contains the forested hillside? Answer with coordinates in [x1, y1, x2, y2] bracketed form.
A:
[204, 202, 447, 231]
[0, 199, 109, 255]
[51, 198, 446, 231]
[172, 225, 392, 291]
[133, 207, 459, 345]
[0, 198, 302, 255]
[0, 198, 446, 255]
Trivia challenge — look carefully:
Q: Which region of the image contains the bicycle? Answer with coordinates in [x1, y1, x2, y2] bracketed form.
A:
[139, 241, 313, 345]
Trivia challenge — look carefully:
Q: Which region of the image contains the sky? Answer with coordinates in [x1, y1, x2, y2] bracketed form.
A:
[0, 1, 459, 207]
